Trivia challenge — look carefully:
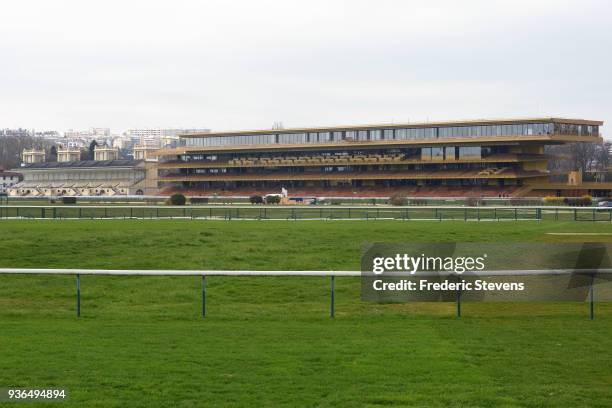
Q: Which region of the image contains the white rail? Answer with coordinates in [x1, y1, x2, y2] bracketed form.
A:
[0, 268, 609, 276]
[0, 268, 606, 319]
[0, 204, 607, 209]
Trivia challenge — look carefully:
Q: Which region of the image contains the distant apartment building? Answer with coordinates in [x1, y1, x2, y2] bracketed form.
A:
[1, 128, 31, 137]
[62, 138, 89, 149]
[127, 128, 210, 147]
[90, 127, 111, 137]
[60, 129, 117, 154]
[63, 129, 93, 139]
[1, 129, 60, 139]
[112, 135, 132, 150]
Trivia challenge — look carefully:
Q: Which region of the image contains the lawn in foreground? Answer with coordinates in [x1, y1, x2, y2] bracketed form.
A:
[1, 220, 612, 407]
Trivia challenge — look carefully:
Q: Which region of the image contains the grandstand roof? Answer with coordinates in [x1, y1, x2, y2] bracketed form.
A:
[179, 117, 603, 138]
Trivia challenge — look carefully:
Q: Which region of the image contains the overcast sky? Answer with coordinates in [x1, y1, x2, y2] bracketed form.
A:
[1, 0, 611, 135]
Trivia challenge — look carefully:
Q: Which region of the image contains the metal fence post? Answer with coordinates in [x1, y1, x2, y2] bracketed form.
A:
[202, 275, 206, 318]
[76, 274, 81, 318]
[589, 273, 594, 320]
[457, 291, 461, 318]
[330, 275, 335, 318]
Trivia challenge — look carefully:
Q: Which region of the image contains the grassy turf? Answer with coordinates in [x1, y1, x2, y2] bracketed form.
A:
[1, 220, 612, 407]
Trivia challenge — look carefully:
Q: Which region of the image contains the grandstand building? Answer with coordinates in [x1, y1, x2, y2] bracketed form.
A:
[9, 160, 151, 197]
[0, 169, 22, 195]
[154, 117, 610, 198]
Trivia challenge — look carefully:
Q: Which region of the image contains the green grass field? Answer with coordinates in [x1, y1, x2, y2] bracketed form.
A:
[1, 220, 612, 407]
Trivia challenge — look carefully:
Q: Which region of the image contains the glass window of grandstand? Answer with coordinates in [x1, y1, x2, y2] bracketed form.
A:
[554, 123, 598, 136]
[431, 147, 444, 161]
[445, 146, 457, 161]
[421, 148, 432, 161]
[182, 121, 576, 148]
[438, 123, 554, 139]
[279, 133, 307, 144]
[458, 146, 481, 160]
[318, 132, 331, 142]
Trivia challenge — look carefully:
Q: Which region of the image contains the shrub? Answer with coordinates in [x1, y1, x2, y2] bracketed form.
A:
[543, 196, 564, 205]
[62, 197, 77, 205]
[265, 195, 281, 204]
[563, 195, 593, 207]
[190, 197, 209, 205]
[169, 193, 187, 206]
[389, 193, 407, 206]
[581, 195, 593, 206]
[250, 195, 264, 204]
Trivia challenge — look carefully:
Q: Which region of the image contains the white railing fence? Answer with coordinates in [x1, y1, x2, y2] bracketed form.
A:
[0, 268, 607, 319]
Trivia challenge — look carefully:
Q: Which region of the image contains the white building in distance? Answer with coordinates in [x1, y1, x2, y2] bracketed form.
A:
[127, 128, 209, 147]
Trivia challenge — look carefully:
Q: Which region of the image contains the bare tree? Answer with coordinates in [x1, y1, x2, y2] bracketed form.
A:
[0, 136, 54, 170]
[546, 141, 611, 181]
[87, 140, 98, 160]
[596, 141, 611, 170]
[49, 145, 58, 162]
